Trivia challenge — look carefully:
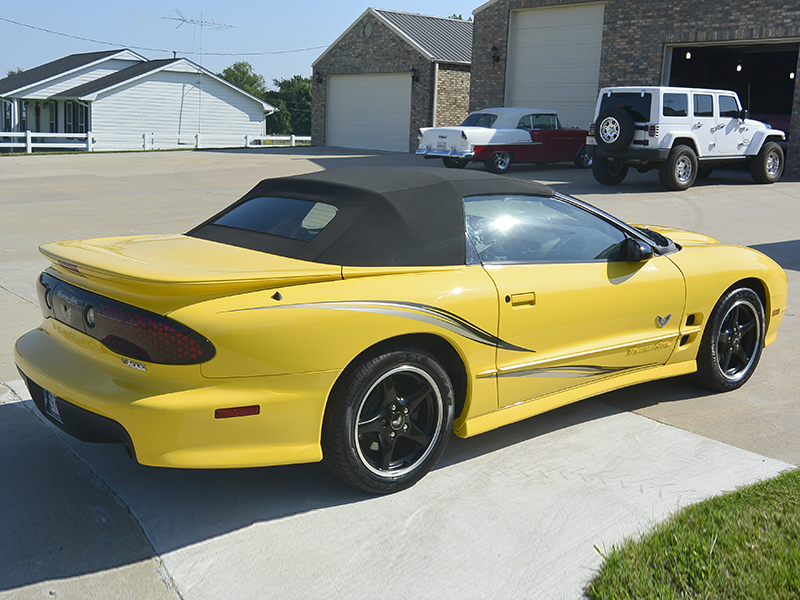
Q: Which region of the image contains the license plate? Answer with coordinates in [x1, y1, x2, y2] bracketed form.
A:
[586, 136, 597, 146]
[436, 141, 446, 150]
[44, 389, 64, 423]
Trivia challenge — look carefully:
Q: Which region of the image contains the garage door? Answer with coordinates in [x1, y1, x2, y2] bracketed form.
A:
[506, 4, 604, 129]
[327, 74, 412, 152]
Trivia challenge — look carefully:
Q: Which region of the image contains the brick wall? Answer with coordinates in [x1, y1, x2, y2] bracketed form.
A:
[435, 65, 471, 126]
[311, 14, 435, 152]
[472, 0, 800, 176]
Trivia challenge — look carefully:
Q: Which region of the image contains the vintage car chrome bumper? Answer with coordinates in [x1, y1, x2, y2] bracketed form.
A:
[416, 147, 475, 159]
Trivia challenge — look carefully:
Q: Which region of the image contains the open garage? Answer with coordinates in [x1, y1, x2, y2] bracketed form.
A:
[667, 43, 799, 136]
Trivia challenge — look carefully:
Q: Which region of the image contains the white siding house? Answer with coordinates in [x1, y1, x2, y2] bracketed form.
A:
[1, 50, 275, 152]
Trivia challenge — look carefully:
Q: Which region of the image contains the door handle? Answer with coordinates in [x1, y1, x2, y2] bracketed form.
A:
[506, 292, 536, 307]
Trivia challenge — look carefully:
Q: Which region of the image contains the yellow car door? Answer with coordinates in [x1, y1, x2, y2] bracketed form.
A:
[464, 193, 686, 409]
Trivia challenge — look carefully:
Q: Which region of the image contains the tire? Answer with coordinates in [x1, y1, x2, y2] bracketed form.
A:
[750, 141, 784, 184]
[592, 156, 628, 185]
[658, 145, 697, 191]
[484, 151, 513, 174]
[442, 157, 468, 169]
[696, 165, 714, 180]
[321, 344, 455, 494]
[594, 108, 635, 152]
[573, 145, 593, 169]
[694, 287, 765, 392]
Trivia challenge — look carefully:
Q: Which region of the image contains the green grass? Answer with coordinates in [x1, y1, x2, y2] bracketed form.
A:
[587, 468, 800, 600]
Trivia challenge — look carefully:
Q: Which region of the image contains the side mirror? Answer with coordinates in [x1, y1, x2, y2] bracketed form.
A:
[624, 238, 653, 262]
[739, 108, 749, 121]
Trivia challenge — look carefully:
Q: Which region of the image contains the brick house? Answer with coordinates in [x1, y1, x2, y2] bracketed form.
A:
[470, 0, 800, 174]
[311, 9, 472, 153]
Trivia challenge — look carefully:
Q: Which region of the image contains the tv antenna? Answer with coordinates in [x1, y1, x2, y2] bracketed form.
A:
[161, 10, 236, 143]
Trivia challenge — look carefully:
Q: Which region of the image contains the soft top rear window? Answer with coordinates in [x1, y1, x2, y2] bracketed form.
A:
[461, 113, 498, 128]
[213, 196, 337, 242]
[600, 92, 652, 122]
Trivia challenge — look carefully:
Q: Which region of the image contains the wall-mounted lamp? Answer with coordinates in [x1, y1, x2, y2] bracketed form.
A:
[314, 71, 324, 84]
[410, 67, 419, 82]
[791, 72, 796, 80]
[491, 45, 501, 63]
[685, 51, 691, 60]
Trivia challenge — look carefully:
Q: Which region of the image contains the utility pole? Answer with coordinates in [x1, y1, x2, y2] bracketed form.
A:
[162, 10, 235, 143]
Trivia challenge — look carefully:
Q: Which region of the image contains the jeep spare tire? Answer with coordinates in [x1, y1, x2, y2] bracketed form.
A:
[595, 108, 635, 152]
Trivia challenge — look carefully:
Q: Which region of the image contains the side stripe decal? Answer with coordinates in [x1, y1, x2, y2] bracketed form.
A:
[230, 300, 531, 352]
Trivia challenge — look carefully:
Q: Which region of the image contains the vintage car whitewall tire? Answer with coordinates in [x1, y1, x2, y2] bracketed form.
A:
[659, 145, 698, 191]
[321, 343, 455, 494]
[695, 287, 765, 392]
[484, 151, 513, 174]
[442, 157, 469, 169]
[573, 146, 593, 169]
[750, 141, 784, 184]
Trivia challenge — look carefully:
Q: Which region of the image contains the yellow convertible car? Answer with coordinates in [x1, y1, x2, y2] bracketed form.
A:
[15, 167, 787, 493]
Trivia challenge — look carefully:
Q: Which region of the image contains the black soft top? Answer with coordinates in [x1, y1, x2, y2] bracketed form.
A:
[188, 167, 554, 267]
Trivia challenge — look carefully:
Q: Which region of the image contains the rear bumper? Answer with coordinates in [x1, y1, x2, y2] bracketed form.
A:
[15, 324, 338, 469]
[593, 146, 671, 161]
[416, 148, 475, 159]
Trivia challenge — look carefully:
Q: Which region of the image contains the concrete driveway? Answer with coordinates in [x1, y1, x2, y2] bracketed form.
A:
[1, 149, 797, 599]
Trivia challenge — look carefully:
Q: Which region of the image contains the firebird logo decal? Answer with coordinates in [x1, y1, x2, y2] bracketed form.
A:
[656, 314, 672, 328]
[233, 300, 532, 352]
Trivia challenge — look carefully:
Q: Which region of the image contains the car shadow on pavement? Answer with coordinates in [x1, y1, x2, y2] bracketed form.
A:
[751, 239, 800, 272]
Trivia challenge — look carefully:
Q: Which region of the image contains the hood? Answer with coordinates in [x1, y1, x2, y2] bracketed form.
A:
[632, 224, 720, 247]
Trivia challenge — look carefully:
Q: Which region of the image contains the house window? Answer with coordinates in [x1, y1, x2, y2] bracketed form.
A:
[49, 101, 57, 133]
[2, 102, 11, 131]
[65, 101, 74, 133]
[64, 101, 87, 134]
[20, 101, 28, 131]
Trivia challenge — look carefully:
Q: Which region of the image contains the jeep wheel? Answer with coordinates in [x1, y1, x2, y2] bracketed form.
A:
[573, 146, 593, 169]
[750, 142, 784, 184]
[594, 108, 635, 152]
[659, 145, 698, 191]
[592, 156, 628, 185]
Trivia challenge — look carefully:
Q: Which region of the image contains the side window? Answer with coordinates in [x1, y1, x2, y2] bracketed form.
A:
[663, 93, 688, 117]
[463, 195, 627, 263]
[530, 114, 557, 129]
[516, 115, 532, 130]
[693, 94, 713, 117]
[719, 95, 740, 118]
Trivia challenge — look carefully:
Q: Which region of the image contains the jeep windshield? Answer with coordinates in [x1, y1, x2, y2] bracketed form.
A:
[600, 92, 652, 122]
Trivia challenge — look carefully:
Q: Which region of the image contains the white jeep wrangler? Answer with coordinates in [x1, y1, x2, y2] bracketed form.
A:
[587, 86, 786, 190]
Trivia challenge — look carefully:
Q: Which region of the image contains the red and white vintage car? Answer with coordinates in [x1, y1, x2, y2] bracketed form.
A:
[417, 107, 592, 173]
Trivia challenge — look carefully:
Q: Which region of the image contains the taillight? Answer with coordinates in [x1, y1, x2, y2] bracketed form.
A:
[649, 125, 659, 138]
[588, 123, 595, 136]
[38, 273, 215, 365]
[461, 130, 468, 141]
[90, 298, 214, 365]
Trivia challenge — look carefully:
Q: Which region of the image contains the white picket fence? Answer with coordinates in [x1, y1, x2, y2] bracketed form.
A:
[1, 131, 311, 153]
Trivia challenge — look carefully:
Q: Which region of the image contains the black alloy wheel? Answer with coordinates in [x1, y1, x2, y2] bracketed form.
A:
[321, 344, 454, 494]
[695, 287, 765, 392]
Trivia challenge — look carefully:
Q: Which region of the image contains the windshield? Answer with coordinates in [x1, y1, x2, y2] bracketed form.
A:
[600, 92, 653, 122]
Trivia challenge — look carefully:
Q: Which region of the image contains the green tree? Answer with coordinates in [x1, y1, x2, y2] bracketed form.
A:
[265, 98, 292, 134]
[217, 61, 267, 99]
[265, 75, 312, 136]
[6, 67, 23, 77]
[448, 14, 472, 21]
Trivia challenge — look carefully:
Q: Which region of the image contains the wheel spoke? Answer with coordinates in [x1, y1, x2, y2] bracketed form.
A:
[358, 414, 384, 434]
[403, 382, 432, 413]
[403, 422, 431, 449]
[379, 435, 398, 470]
[381, 376, 400, 408]
[719, 346, 733, 373]
[733, 346, 751, 367]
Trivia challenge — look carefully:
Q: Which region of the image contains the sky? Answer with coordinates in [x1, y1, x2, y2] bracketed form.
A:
[1, 1, 475, 87]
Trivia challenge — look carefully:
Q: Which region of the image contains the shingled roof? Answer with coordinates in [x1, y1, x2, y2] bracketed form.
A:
[372, 9, 473, 64]
[0, 50, 143, 96]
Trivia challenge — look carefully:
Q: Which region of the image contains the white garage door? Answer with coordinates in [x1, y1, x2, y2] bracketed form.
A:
[506, 4, 604, 129]
[327, 74, 412, 152]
